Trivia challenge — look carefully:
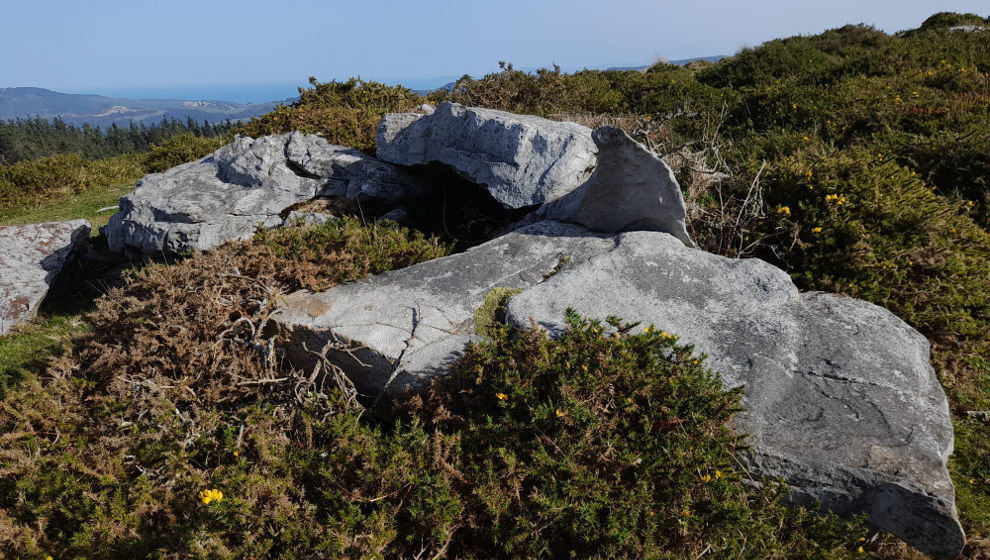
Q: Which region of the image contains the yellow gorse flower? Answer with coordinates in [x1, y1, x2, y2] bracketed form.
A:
[777, 206, 791, 216]
[199, 488, 223, 505]
[496, 392, 508, 401]
[812, 227, 823, 233]
[700, 474, 712, 483]
[555, 409, 565, 417]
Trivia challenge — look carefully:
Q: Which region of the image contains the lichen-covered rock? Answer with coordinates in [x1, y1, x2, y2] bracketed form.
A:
[0, 220, 90, 335]
[539, 126, 694, 245]
[505, 229, 964, 558]
[103, 132, 425, 255]
[376, 102, 598, 208]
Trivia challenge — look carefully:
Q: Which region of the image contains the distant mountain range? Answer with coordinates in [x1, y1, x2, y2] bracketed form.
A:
[0, 87, 295, 128]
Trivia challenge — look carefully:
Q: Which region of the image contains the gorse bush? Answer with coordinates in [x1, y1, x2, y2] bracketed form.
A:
[239, 77, 424, 152]
[746, 149, 990, 414]
[142, 132, 230, 173]
[0, 277, 869, 557]
[401, 313, 867, 558]
[917, 12, 989, 32]
[0, 219, 451, 557]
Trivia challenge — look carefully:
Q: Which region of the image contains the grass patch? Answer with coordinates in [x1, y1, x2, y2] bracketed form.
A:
[0, 153, 145, 214]
[0, 314, 86, 392]
[473, 287, 522, 338]
[952, 418, 990, 536]
[0, 180, 134, 230]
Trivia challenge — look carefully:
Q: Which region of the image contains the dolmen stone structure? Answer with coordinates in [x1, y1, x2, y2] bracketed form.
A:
[376, 101, 598, 208]
[98, 103, 964, 556]
[103, 104, 694, 256]
[0, 220, 90, 335]
[102, 132, 426, 255]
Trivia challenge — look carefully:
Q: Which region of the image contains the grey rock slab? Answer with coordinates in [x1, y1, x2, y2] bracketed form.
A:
[376, 102, 598, 208]
[0, 220, 90, 335]
[103, 132, 425, 255]
[271, 221, 617, 397]
[948, 25, 986, 32]
[282, 211, 336, 227]
[505, 230, 963, 558]
[284, 132, 426, 203]
[540, 126, 694, 246]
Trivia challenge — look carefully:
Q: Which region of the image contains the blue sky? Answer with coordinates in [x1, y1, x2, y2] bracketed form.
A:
[2, 0, 987, 102]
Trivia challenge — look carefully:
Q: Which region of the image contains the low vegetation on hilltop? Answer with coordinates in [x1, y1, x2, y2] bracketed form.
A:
[0, 219, 867, 556]
[240, 77, 423, 153]
[0, 11, 988, 558]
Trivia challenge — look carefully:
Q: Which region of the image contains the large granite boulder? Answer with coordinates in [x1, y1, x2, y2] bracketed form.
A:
[271, 221, 615, 396]
[505, 230, 964, 558]
[538, 126, 694, 246]
[376, 102, 598, 208]
[103, 132, 425, 255]
[271, 220, 963, 557]
[0, 220, 90, 335]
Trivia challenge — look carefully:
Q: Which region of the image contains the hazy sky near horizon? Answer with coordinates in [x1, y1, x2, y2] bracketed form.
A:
[2, 0, 987, 97]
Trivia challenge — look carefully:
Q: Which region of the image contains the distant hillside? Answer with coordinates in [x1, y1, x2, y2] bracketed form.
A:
[0, 87, 294, 128]
[606, 55, 727, 72]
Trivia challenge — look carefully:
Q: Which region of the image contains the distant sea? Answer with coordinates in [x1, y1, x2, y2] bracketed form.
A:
[60, 82, 308, 104]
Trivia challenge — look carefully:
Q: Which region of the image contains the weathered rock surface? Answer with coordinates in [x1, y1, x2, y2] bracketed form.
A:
[539, 126, 694, 246]
[948, 25, 986, 32]
[104, 132, 425, 255]
[376, 102, 598, 208]
[505, 230, 964, 558]
[282, 211, 335, 227]
[271, 221, 616, 396]
[0, 220, 90, 335]
[271, 219, 962, 555]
